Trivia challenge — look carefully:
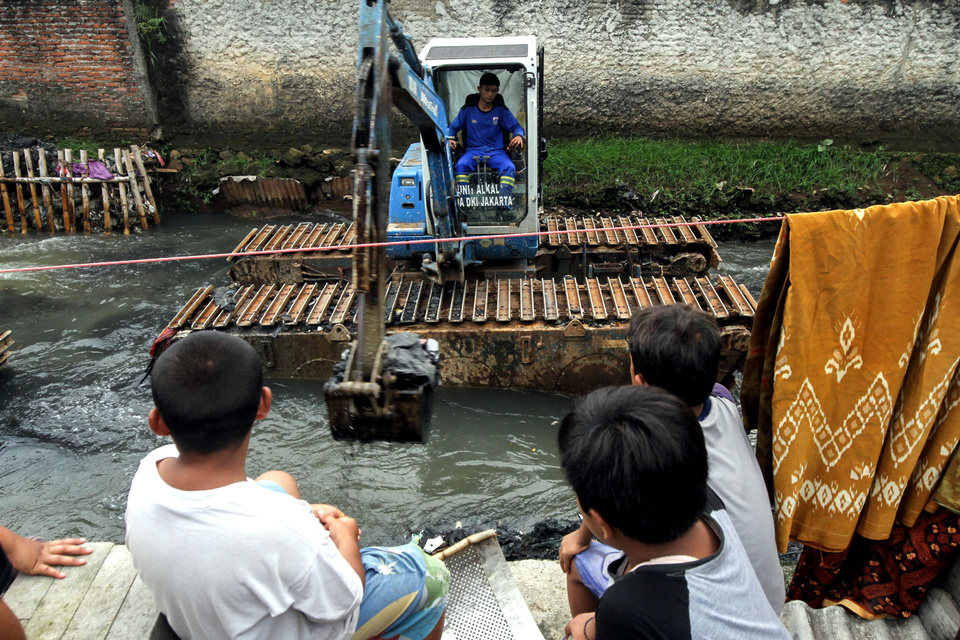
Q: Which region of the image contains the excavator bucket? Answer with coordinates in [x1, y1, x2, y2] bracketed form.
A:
[324, 333, 439, 442]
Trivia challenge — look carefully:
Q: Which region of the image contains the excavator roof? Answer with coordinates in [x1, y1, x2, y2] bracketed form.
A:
[420, 35, 538, 65]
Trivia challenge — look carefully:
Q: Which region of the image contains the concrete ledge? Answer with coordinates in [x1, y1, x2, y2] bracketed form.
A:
[508, 560, 567, 640]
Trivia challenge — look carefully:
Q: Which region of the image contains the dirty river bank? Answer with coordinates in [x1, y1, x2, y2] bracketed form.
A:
[0, 210, 778, 554]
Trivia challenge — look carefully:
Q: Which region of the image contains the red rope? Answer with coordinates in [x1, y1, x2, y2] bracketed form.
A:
[0, 215, 785, 275]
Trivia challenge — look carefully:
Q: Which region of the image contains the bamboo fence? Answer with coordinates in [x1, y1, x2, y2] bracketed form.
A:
[0, 145, 159, 234]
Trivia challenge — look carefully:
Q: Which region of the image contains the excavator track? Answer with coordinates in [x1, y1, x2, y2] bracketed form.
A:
[227, 215, 721, 285]
[164, 273, 754, 394]
[0, 330, 12, 371]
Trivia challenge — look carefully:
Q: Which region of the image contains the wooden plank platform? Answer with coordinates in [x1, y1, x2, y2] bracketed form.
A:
[5, 542, 161, 640]
[7, 540, 957, 640]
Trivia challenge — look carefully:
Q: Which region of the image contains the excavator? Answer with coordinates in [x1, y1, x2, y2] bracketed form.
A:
[158, 0, 758, 441]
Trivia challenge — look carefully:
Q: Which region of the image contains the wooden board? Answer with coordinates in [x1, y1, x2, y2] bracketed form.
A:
[7, 543, 161, 640]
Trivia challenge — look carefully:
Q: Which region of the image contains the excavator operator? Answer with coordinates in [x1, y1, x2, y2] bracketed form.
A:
[446, 72, 525, 209]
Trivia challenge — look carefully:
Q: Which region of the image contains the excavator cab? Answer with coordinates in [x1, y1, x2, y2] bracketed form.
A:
[442, 68, 530, 227]
[386, 36, 545, 271]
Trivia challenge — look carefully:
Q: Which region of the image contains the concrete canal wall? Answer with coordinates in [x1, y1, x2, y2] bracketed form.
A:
[1, 0, 958, 149]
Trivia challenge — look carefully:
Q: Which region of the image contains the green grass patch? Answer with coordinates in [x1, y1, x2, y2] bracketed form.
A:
[542, 137, 888, 212]
[55, 137, 115, 155]
[902, 152, 960, 196]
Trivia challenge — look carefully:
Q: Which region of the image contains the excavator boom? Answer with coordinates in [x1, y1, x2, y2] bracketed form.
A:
[323, 0, 442, 442]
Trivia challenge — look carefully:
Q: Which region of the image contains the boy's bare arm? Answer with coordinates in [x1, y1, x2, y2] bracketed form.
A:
[0, 525, 91, 579]
[559, 522, 593, 574]
[319, 513, 365, 587]
[0, 598, 27, 640]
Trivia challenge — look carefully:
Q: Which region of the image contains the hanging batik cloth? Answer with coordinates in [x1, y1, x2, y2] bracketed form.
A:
[742, 195, 960, 553]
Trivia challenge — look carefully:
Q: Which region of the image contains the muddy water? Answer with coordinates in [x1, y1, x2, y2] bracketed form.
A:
[0, 212, 777, 545]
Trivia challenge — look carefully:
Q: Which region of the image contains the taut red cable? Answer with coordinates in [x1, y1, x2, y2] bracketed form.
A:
[0, 215, 785, 275]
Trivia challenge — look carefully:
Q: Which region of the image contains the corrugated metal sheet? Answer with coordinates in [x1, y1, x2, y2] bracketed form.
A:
[218, 176, 308, 210]
[780, 554, 960, 640]
[325, 175, 352, 199]
[0, 330, 11, 370]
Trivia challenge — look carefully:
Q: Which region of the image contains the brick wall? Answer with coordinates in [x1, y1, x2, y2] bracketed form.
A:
[0, 0, 154, 140]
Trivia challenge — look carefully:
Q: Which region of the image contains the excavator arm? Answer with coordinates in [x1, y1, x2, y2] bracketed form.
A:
[323, 0, 447, 442]
[367, 0, 465, 280]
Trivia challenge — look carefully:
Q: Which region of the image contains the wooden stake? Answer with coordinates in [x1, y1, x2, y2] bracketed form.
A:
[22, 149, 43, 230]
[37, 152, 56, 232]
[12, 152, 28, 234]
[130, 145, 160, 224]
[57, 150, 70, 232]
[122, 149, 148, 230]
[64, 149, 76, 233]
[98, 149, 111, 234]
[0, 153, 14, 233]
[114, 148, 130, 235]
[80, 149, 92, 233]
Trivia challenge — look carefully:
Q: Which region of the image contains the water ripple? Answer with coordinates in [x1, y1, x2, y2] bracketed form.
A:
[0, 216, 773, 544]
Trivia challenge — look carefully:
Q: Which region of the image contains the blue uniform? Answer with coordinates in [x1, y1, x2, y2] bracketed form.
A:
[446, 95, 524, 201]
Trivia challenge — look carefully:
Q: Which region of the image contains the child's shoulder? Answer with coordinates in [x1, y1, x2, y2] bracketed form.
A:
[183, 481, 323, 539]
[709, 383, 736, 404]
[132, 444, 179, 481]
[143, 443, 179, 461]
[701, 388, 741, 425]
[599, 567, 691, 634]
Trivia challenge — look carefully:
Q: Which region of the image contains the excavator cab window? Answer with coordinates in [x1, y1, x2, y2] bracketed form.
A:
[434, 67, 528, 227]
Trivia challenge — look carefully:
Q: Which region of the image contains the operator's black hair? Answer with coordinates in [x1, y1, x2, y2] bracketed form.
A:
[478, 72, 500, 88]
[150, 331, 264, 454]
[627, 304, 720, 407]
[558, 385, 708, 545]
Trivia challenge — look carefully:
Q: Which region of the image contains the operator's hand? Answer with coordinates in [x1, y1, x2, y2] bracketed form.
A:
[448, 139, 458, 151]
[559, 522, 593, 574]
[508, 135, 524, 150]
[6, 536, 92, 579]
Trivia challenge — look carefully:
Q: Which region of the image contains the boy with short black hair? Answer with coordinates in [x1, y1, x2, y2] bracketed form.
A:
[561, 304, 784, 616]
[559, 385, 789, 640]
[626, 302, 720, 406]
[125, 331, 448, 640]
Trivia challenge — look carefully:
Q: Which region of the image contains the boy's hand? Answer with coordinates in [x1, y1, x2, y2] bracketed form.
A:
[559, 523, 593, 574]
[310, 504, 344, 520]
[7, 537, 92, 579]
[320, 514, 365, 585]
[508, 135, 524, 150]
[314, 505, 361, 540]
[319, 512, 361, 543]
[564, 613, 595, 640]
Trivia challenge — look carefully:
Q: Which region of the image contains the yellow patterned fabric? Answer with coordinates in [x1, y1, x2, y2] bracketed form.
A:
[742, 196, 960, 553]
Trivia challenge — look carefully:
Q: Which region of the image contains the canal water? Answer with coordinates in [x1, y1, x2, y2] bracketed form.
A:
[0, 211, 778, 546]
